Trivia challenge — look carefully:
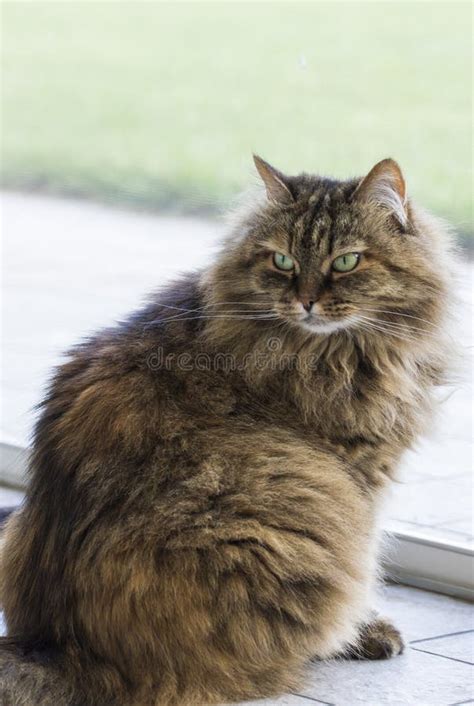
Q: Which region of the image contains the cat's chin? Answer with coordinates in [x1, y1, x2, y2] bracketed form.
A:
[297, 316, 356, 335]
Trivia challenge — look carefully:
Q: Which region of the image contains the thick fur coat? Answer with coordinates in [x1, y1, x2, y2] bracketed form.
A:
[0, 157, 453, 705]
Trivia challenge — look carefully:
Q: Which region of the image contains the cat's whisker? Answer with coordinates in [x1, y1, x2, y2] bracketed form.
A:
[157, 314, 281, 323]
[156, 302, 269, 314]
[152, 301, 274, 318]
[196, 302, 275, 311]
[357, 314, 417, 333]
[149, 308, 277, 324]
[362, 308, 441, 329]
[360, 325, 419, 345]
[356, 317, 420, 344]
[361, 308, 462, 349]
[358, 315, 436, 338]
[153, 303, 194, 312]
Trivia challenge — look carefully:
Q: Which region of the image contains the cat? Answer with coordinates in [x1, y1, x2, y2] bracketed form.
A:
[0, 155, 453, 705]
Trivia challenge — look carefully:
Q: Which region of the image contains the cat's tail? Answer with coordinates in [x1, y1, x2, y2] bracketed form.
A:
[0, 636, 123, 706]
[0, 636, 202, 706]
[0, 638, 79, 706]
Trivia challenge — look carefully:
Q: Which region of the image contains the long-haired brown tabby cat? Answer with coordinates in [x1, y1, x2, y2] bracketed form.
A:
[0, 156, 452, 705]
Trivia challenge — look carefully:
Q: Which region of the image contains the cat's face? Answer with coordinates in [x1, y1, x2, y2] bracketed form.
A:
[218, 156, 445, 338]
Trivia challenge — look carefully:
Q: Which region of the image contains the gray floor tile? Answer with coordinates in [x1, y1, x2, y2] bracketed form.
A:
[298, 648, 473, 706]
[238, 695, 329, 705]
[411, 630, 474, 664]
[388, 475, 473, 532]
[377, 584, 474, 643]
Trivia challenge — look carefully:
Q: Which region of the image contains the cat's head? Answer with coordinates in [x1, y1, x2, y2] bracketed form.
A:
[207, 155, 451, 342]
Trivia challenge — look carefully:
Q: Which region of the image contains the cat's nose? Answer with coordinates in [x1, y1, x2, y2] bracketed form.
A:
[301, 299, 315, 313]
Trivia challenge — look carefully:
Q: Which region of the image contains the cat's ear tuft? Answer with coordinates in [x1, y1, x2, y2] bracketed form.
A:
[253, 155, 294, 204]
[353, 158, 407, 227]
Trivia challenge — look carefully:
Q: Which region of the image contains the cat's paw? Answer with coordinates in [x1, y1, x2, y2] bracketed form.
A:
[349, 617, 404, 660]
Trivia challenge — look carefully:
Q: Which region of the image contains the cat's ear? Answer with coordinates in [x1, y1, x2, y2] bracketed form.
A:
[352, 158, 407, 227]
[253, 155, 294, 204]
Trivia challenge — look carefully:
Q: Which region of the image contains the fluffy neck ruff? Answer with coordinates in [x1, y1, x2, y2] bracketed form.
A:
[197, 206, 452, 448]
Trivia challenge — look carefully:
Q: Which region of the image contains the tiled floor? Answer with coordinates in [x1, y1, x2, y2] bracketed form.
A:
[0, 532, 472, 706]
[238, 580, 474, 705]
[1, 191, 472, 545]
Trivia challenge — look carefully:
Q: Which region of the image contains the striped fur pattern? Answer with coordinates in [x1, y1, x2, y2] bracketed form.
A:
[0, 157, 452, 704]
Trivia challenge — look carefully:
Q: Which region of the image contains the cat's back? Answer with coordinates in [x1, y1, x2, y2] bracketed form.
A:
[33, 272, 208, 464]
[0, 273, 211, 634]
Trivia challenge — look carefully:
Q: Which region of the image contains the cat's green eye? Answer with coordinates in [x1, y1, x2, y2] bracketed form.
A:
[273, 252, 295, 271]
[331, 252, 360, 273]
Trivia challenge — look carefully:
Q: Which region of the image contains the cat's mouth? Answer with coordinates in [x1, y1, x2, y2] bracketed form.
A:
[298, 313, 356, 334]
[274, 302, 360, 335]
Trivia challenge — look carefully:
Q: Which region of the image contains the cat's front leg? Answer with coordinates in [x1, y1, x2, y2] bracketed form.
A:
[345, 615, 405, 660]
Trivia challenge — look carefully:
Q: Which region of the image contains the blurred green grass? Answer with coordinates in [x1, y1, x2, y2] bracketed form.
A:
[2, 2, 472, 241]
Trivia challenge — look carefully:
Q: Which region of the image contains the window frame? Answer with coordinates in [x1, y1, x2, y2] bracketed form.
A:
[386, 525, 473, 601]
